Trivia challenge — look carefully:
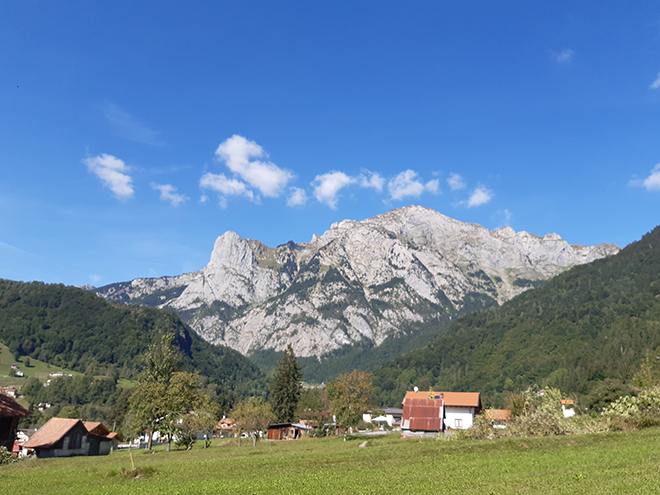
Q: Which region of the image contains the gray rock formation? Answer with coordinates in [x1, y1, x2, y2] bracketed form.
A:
[94, 206, 619, 359]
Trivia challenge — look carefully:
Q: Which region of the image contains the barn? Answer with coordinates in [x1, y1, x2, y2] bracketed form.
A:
[0, 393, 32, 450]
[267, 423, 313, 440]
[23, 418, 113, 458]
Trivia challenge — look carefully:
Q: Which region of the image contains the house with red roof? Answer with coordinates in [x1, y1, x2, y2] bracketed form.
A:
[401, 390, 482, 435]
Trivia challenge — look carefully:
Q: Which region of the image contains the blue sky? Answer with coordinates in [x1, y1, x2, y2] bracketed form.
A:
[1, 1, 660, 287]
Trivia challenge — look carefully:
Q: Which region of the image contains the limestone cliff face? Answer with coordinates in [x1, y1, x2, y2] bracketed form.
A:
[94, 206, 619, 358]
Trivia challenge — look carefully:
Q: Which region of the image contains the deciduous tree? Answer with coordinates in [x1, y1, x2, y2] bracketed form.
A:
[231, 397, 274, 446]
[327, 370, 374, 436]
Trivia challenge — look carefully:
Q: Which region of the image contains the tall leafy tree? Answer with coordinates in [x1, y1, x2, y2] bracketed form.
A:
[327, 370, 374, 436]
[269, 344, 302, 423]
[129, 335, 184, 450]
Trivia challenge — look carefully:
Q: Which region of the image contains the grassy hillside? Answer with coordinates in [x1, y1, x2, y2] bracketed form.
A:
[0, 342, 82, 387]
[3, 429, 660, 494]
[374, 225, 660, 406]
[0, 279, 266, 397]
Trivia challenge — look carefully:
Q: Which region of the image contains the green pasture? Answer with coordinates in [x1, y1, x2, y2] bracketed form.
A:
[0, 343, 81, 387]
[3, 428, 660, 494]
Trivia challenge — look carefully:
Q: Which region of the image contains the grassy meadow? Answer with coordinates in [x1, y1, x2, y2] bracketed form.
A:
[0, 343, 82, 387]
[3, 428, 660, 494]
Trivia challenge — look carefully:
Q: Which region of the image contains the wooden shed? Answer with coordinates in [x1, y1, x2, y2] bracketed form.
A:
[0, 393, 32, 449]
[23, 418, 112, 458]
[267, 423, 313, 440]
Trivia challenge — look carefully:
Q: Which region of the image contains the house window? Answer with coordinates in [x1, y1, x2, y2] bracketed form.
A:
[454, 419, 463, 428]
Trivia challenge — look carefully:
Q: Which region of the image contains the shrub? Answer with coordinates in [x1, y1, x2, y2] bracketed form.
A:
[603, 387, 660, 430]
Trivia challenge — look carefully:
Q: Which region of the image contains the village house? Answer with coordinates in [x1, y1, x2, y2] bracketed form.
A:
[215, 417, 235, 437]
[401, 390, 482, 436]
[23, 418, 113, 458]
[0, 393, 32, 450]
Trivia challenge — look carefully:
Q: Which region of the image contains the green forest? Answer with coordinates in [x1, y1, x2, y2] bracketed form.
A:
[0, 280, 267, 399]
[373, 225, 660, 407]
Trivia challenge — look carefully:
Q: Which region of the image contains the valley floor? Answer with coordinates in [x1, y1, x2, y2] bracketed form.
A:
[3, 428, 660, 494]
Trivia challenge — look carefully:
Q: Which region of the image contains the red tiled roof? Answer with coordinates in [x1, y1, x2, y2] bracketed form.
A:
[23, 418, 80, 449]
[0, 393, 32, 418]
[83, 421, 110, 436]
[107, 431, 123, 441]
[403, 391, 481, 407]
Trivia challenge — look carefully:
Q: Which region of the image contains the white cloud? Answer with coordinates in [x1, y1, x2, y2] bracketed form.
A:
[287, 187, 308, 207]
[359, 170, 385, 192]
[83, 154, 134, 201]
[388, 170, 426, 200]
[90, 274, 102, 284]
[467, 185, 493, 207]
[215, 135, 294, 198]
[632, 164, 660, 191]
[104, 104, 163, 145]
[552, 49, 575, 63]
[199, 172, 255, 204]
[312, 171, 356, 209]
[425, 179, 440, 195]
[650, 72, 660, 90]
[150, 182, 188, 207]
[447, 172, 466, 191]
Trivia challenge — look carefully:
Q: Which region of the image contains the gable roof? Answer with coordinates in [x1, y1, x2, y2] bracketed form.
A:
[403, 391, 481, 408]
[0, 394, 32, 418]
[23, 418, 81, 449]
[83, 421, 110, 436]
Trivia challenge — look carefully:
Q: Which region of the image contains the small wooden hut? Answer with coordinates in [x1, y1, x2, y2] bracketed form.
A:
[267, 423, 313, 440]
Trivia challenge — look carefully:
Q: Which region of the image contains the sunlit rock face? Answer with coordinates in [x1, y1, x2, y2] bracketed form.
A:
[94, 206, 619, 358]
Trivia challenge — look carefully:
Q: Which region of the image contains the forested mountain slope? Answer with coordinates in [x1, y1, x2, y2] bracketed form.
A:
[0, 279, 266, 396]
[374, 225, 660, 406]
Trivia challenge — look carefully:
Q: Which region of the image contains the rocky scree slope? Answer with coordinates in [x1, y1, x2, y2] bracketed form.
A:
[94, 206, 618, 361]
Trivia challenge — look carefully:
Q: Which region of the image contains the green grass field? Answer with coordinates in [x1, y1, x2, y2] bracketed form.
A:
[0, 343, 82, 387]
[3, 428, 660, 494]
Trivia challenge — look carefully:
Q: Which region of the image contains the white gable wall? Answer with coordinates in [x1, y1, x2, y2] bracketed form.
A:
[443, 406, 475, 430]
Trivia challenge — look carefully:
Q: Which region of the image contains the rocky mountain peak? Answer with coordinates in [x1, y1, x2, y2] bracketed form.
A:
[94, 206, 619, 363]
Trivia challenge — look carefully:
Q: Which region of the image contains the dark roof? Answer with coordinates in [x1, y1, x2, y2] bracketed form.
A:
[23, 418, 81, 449]
[268, 423, 313, 430]
[0, 394, 32, 418]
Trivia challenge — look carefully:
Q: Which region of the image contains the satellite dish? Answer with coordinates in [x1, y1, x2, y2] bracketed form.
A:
[414, 386, 419, 392]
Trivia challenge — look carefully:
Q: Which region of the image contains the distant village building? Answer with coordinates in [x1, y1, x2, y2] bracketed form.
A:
[484, 409, 512, 429]
[561, 399, 576, 418]
[267, 423, 313, 440]
[0, 393, 33, 450]
[401, 391, 481, 436]
[362, 408, 403, 428]
[23, 418, 113, 458]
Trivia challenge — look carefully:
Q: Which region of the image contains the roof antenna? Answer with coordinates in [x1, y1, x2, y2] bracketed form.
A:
[414, 386, 419, 392]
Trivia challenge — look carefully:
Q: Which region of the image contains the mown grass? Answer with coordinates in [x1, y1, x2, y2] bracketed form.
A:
[3, 428, 660, 494]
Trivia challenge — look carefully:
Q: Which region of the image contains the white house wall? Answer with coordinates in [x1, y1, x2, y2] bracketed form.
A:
[443, 406, 475, 430]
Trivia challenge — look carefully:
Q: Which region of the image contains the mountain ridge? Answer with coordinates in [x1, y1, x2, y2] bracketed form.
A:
[94, 205, 619, 367]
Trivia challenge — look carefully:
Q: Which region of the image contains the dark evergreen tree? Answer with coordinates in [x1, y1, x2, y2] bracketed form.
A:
[269, 344, 302, 423]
